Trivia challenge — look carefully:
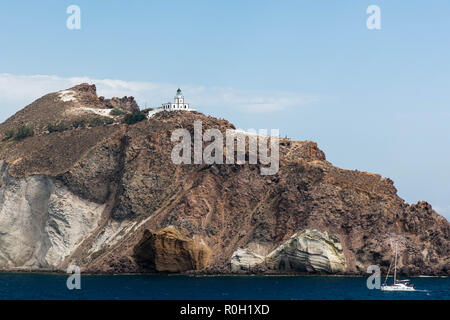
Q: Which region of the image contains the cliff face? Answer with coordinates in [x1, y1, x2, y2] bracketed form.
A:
[0, 84, 448, 275]
[0, 160, 105, 269]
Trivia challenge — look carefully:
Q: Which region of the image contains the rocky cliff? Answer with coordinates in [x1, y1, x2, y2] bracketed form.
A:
[0, 84, 448, 276]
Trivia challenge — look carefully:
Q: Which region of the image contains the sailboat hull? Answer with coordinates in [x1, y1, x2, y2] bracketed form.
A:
[381, 284, 416, 292]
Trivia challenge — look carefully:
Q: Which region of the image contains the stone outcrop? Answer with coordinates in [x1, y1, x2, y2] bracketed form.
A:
[63, 83, 139, 112]
[104, 96, 139, 112]
[265, 230, 346, 273]
[230, 248, 265, 272]
[230, 230, 346, 274]
[133, 227, 211, 272]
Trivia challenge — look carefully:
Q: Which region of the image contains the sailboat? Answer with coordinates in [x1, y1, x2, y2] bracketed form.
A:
[381, 242, 416, 291]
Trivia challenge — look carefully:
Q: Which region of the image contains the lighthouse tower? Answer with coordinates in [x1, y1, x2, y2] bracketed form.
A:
[162, 88, 190, 110]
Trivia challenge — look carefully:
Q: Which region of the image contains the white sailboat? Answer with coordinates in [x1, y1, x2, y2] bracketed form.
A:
[381, 242, 416, 292]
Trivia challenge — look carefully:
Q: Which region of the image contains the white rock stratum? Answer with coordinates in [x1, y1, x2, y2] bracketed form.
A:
[265, 229, 347, 273]
[231, 229, 347, 273]
[230, 248, 265, 272]
[0, 160, 105, 269]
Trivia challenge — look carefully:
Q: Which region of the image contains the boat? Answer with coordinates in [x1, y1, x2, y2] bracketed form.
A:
[381, 242, 416, 292]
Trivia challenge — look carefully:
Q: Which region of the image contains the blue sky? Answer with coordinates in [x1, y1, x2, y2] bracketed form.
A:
[0, 1, 449, 219]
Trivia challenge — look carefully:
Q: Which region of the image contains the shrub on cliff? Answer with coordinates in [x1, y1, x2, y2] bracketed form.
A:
[72, 120, 86, 128]
[15, 125, 34, 140]
[124, 110, 146, 124]
[48, 123, 70, 133]
[89, 118, 102, 127]
[103, 117, 114, 125]
[110, 108, 126, 116]
[3, 129, 15, 141]
[89, 117, 114, 127]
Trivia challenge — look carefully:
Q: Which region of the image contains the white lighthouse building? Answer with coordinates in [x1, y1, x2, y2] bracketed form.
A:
[147, 88, 194, 118]
[161, 88, 190, 110]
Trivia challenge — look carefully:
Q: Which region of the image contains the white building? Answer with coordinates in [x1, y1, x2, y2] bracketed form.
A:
[147, 88, 194, 118]
[161, 88, 190, 110]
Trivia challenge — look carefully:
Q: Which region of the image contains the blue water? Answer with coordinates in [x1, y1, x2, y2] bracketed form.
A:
[0, 274, 448, 300]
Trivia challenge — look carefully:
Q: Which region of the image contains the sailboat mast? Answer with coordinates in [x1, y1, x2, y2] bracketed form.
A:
[393, 242, 398, 283]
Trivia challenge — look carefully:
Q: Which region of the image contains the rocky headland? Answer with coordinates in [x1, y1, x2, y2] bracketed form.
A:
[0, 84, 448, 276]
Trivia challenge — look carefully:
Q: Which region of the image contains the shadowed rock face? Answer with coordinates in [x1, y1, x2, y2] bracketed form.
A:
[0, 84, 448, 275]
[133, 227, 211, 272]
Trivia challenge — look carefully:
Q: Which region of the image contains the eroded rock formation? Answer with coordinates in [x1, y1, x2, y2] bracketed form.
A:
[134, 227, 211, 272]
[265, 229, 346, 273]
[231, 248, 265, 272]
[230, 230, 346, 273]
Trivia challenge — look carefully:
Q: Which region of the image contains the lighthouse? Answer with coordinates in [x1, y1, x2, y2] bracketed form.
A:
[162, 88, 190, 110]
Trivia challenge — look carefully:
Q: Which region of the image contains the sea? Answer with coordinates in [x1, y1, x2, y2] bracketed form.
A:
[0, 273, 448, 300]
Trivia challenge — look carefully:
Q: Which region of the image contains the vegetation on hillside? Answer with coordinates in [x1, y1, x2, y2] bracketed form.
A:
[3, 129, 15, 141]
[124, 110, 147, 124]
[89, 117, 114, 127]
[15, 125, 34, 140]
[110, 108, 126, 116]
[45, 117, 114, 134]
[48, 123, 70, 133]
[72, 120, 86, 128]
